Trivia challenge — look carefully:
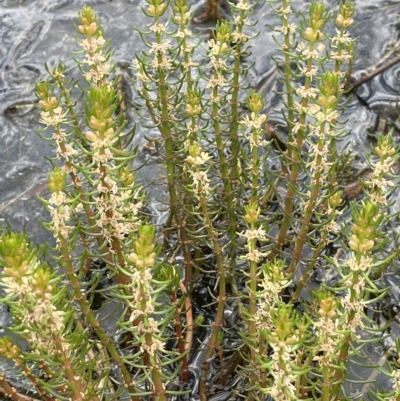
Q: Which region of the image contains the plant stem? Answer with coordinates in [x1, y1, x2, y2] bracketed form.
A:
[154, 23, 193, 291]
[59, 236, 140, 401]
[179, 281, 194, 352]
[211, 71, 237, 279]
[197, 191, 226, 400]
[287, 118, 327, 274]
[171, 289, 190, 383]
[52, 334, 90, 401]
[275, 40, 317, 250]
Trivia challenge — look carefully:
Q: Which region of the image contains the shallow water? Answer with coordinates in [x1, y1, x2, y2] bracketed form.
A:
[1, 0, 400, 399]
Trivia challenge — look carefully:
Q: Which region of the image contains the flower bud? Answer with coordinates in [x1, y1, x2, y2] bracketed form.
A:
[218, 43, 229, 54]
[78, 6, 99, 37]
[89, 116, 102, 131]
[375, 135, 396, 158]
[147, 3, 166, 17]
[128, 252, 139, 264]
[348, 201, 382, 254]
[0, 337, 20, 360]
[268, 305, 296, 342]
[38, 96, 58, 111]
[304, 27, 318, 42]
[309, 3, 327, 30]
[104, 127, 114, 138]
[336, 14, 353, 27]
[328, 192, 343, 208]
[48, 167, 67, 193]
[174, 11, 190, 25]
[30, 268, 53, 297]
[86, 131, 98, 142]
[186, 104, 201, 116]
[0, 233, 32, 277]
[310, 3, 325, 19]
[319, 296, 337, 319]
[35, 82, 51, 100]
[248, 91, 264, 113]
[129, 225, 157, 269]
[339, 1, 355, 19]
[120, 166, 135, 187]
[216, 21, 232, 43]
[317, 95, 336, 107]
[319, 72, 339, 97]
[243, 202, 260, 224]
[87, 22, 98, 35]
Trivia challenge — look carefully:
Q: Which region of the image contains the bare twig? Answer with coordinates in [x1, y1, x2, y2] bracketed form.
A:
[347, 53, 400, 92]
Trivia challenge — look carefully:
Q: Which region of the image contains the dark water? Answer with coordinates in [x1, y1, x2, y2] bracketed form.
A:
[0, 0, 400, 398]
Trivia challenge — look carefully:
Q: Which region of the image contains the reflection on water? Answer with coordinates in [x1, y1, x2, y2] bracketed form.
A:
[0, 0, 400, 398]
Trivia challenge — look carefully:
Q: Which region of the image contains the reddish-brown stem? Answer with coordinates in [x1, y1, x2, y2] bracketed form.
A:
[171, 289, 190, 383]
[16, 360, 57, 401]
[179, 281, 193, 353]
[0, 375, 33, 401]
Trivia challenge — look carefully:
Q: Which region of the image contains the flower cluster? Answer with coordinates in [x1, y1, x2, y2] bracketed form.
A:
[261, 305, 308, 401]
[0, 233, 69, 354]
[364, 135, 397, 206]
[126, 226, 165, 359]
[331, 2, 355, 72]
[85, 85, 143, 242]
[254, 260, 290, 331]
[338, 201, 384, 336]
[78, 6, 111, 85]
[206, 20, 232, 92]
[312, 294, 342, 367]
[273, 0, 296, 51]
[186, 143, 211, 198]
[46, 167, 72, 243]
[240, 115, 268, 148]
[36, 81, 77, 162]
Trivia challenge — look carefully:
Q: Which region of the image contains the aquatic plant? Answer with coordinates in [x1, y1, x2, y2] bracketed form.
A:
[1, 1, 400, 400]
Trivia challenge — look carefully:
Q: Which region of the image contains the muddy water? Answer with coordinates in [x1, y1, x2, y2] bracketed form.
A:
[0, 0, 400, 399]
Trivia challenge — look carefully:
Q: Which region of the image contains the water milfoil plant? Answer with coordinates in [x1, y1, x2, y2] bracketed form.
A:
[1, 1, 400, 400]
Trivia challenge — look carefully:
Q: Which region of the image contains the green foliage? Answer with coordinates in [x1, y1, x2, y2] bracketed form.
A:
[0, 0, 400, 400]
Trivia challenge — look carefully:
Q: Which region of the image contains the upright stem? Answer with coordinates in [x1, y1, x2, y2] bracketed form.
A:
[211, 67, 237, 279]
[171, 289, 190, 383]
[227, 8, 247, 279]
[196, 186, 226, 400]
[154, 21, 193, 290]
[288, 114, 327, 274]
[276, 41, 316, 249]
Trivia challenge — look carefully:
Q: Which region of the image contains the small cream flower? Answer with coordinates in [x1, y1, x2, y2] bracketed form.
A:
[79, 36, 106, 53]
[40, 106, 66, 127]
[296, 86, 317, 99]
[239, 228, 267, 240]
[186, 151, 212, 166]
[236, 0, 251, 11]
[149, 22, 166, 33]
[151, 55, 172, 71]
[150, 41, 172, 55]
[347, 255, 373, 272]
